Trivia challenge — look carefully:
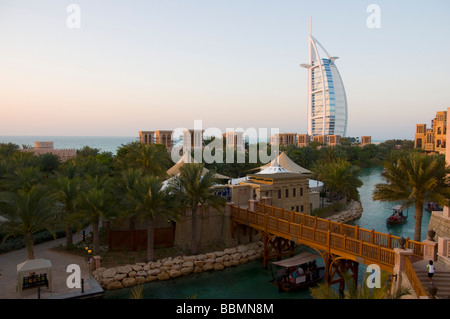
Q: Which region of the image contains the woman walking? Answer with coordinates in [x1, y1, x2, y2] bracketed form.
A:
[427, 260, 435, 282]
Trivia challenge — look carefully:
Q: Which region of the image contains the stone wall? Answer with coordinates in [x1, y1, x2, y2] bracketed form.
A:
[173, 203, 260, 253]
[93, 241, 264, 290]
[427, 211, 450, 242]
[323, 200, 363, 223]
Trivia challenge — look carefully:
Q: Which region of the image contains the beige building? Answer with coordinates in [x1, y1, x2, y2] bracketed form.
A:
[224, 130, 245, 152]
[229, 152, 319, 213]
[360, 136, 372, 147]
[414, 111, 447, 154]
[270, 133, 297, 147]
[139, 129, 204, 152]
[328, 135, 341, 146]
[139, 130, 173, 151]
[22, 142, 76, 162]
[312, 135, 327, 145]
[297, 134, 311, 148]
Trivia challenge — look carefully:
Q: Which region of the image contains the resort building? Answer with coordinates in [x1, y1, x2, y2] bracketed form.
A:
[312, 135, 327, 145]
[270, 133, 298, 147]
[224, 130, 245, 152]
[426, 106, 450, 269]
[414, 111, 447, 154]
[271, 133, 342, 148]
[139, 129, 204, 152]
[21, 141, 76, 162]
[360, 136, 372, 147]
[301, 22, 348, 137]
[229, 152, 320, 213]
[297, 134, 311, 148]
[328, 135, 341, 146]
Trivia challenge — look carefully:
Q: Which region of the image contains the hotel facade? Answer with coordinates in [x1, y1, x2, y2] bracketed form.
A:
[301, 25, 348, 137]
[414, 110, 447, 154]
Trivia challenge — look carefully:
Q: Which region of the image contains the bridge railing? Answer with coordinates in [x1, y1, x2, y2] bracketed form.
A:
[404, 256, 428, 297]
[233, 203, 424, 260]
[232, 204, 398, 267]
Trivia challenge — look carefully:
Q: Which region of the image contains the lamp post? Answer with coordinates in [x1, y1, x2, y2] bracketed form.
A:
[85, 244, 93, 276]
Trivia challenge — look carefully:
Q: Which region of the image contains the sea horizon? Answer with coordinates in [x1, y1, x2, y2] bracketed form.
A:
[0, 135, 390, 155]
[0, 135, 139, 154]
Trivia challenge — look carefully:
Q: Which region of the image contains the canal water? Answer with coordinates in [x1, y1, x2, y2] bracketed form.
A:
[104, 167, 432, 299]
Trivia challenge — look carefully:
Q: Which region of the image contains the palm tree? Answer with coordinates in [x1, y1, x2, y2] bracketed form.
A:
[311, 158, 362, 202]
[115, 142, 171, 177]
[136, 143, 171, 177]
[310, 270, 411, 299]
[0, 166, 44, 193]
[80, 175, 116, 254]
[168, 163, 225, 254]
[122, 171, 178, 262]
[373, 152, 450, 241]
[0, 186, 59, 259]
[50, 173, 86, 247]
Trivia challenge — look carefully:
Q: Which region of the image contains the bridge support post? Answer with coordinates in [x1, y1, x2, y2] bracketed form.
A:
[326, 256, 359, 298]
[422, 239, 438, 262]
[392, 248, 414, 294]
[261, 233, 295, 268]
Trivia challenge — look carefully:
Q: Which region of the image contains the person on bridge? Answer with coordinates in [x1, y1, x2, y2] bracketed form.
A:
[427, 260, 435, 282]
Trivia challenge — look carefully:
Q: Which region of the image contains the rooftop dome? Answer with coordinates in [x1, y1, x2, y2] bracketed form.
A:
[256, 157, 291, 174]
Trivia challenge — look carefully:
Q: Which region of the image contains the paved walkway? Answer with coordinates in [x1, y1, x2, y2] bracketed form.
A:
[0, 228, 103, 299]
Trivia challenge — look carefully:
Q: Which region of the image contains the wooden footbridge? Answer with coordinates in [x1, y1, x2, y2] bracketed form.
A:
[231, 203, 425, 290]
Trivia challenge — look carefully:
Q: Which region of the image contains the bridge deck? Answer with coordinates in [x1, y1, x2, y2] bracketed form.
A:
[231, 203, 424, 273]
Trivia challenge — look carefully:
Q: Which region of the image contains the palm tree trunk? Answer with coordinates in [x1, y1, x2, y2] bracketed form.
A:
[414, 201, 424, 242]
[65, 225, 73, 247]
[146, 216, 155, 262]
[93, 218, 100, 255]
[191, 204, 198, 254]
[25, 233, 34, 259]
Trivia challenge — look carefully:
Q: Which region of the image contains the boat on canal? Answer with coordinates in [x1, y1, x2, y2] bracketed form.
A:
[386, 205, 408, 226]
[269, 251, 325, 292]
[425, 202, 443, 212]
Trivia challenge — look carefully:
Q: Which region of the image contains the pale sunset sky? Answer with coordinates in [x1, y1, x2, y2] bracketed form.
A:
[1, 0, 449, 140]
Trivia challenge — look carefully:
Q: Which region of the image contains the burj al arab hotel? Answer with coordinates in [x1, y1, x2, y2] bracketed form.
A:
[301, 20, 348, 137]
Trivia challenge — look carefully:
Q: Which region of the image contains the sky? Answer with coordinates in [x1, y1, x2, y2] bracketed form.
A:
[0, 0, 449, 140]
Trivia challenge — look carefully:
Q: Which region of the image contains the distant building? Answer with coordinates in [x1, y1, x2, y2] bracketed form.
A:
[224, 130, 245, 152]
[139, 130, 173, 151]
[328, 135, 341, 146]
[312, 135, 327, 145]
[297, 134, 310, 148]
[270, 133, 297, 147]
[360, 136, 372, 147]
[139, 129, 203, 152]
[414, 111, 447, 154]
[22, 142, 76, 162]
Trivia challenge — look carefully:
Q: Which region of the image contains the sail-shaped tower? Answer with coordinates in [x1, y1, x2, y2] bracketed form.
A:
[301, 20, 348, 137]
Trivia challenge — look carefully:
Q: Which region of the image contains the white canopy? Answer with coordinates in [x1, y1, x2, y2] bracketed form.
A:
[271, 251, 320, 268]
[17, 259, 53, 295]
[167, 152, 230, 179]
[259, 152, 311, 175]
[257, 157, 291, 175]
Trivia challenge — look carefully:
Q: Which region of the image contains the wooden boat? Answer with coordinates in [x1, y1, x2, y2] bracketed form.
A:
[386, 205, 408, 226]
[269, 251, 325, 292]
[425, 202, 443, 212]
